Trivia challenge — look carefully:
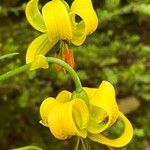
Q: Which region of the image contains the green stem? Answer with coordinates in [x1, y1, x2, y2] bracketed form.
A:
[74, 138, 80, 150]
[0, 57, 82, 91]
[81, 139, 87, 150]
[12, 145, 42, 150]
[0, 64, 30, 81]
[47, 57, 82, 91]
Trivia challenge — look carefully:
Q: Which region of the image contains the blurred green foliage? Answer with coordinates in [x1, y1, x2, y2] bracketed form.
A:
[0, 0, 150, 150]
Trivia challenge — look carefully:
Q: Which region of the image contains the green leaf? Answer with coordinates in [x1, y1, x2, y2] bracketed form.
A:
[0, 52, 19, 60]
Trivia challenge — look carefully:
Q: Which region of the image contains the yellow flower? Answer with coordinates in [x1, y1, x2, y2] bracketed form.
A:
[25, 0, 98, 70]
[84, 81, 133, 147]
[40, 81, 133, 147]
[40, 90, 89, 139]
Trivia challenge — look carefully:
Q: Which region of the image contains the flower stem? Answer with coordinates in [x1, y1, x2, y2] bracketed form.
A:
[47, 57, 82, 91]
[81, 139, 87, 150]
[74, 138, 80, 150]
[0, 64, 30, 81]
[12, 145, 42, 150]
[0, 57, 82, 91]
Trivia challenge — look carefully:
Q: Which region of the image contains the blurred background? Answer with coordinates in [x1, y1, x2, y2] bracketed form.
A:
[0, 0, 150, 149]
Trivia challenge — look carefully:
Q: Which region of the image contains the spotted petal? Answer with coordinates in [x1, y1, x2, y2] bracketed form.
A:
[70, 0, 98, 45]
[88, 112, 133, 147]
[25, 0, 46, 32]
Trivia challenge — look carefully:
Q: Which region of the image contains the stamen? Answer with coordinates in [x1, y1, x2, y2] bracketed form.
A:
[106, 145, 113, 150]
[54, 52, 62, 71]
[64, 48, 75, 68]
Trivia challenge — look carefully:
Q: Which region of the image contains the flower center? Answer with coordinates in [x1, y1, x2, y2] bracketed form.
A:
[54, 40, 75, 71]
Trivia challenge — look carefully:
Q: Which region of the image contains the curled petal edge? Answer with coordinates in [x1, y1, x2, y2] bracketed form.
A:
[85, 81, 119, 134]
[88, 112, 133, 147]
[42, 0, 72, 41]
[26, 34, 57, 70]
[70, 0, 98, 45]
[25, 0, 46, 32]
[48, 99, 89, 140]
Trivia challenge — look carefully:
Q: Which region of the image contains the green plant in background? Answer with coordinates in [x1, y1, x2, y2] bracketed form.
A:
[0, 0, 134, 149]
[0, 0, 150, 150]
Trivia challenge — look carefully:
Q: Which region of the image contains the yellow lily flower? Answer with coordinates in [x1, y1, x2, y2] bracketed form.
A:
[40, 81, 133, 148]
[25, 0, 98, 70]
[84, 81, 133, 147]
[40, 90, 89, 139]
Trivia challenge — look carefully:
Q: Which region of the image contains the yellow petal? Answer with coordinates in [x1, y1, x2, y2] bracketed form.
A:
[25, 0, 46, 32]
[26, 34, 57, 69]
[42, 0, 72, 41]
[86, 105, 108, 134]
[83, 87, 97, 100]
[63, 99, 89, 135]
[56, 90, 72, 103]
[61, 0, 70, 11]
[48, 98, 89, 140]
[92, 81, 119, 126]
[30, 55, 49, 70]
[40, 97, 58, 126]
[90, 105, 107, 123]
[88, 112, 133, 147]
[70, 20, 86, 46]
[48, 103, 68, 140]
[85, 81, 119, 133]
[70, 0, 98, 45]
[72, 99, 89, 130]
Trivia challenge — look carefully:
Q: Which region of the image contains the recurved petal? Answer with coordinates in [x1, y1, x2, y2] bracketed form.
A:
[62, 99, 89, 136]
[56, 90, 72, 103]
[70, 0, 98, 45]
[71, 98, 89, 130]
[83, 87, 97, 100]
[25, 0, 46, 32]
[84, 87, 108, 133]
[30, 55, 49, 70]
[87, 81, 119, 134]
[88, 112, 133, 147]
[26, 34, 57, 69]
[48, 99, 89, 140]
[42, 0, 72, 41]
[40, 97, 58, 126]
[70, 20, 86, 46]
[48, 103, 68, 140]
